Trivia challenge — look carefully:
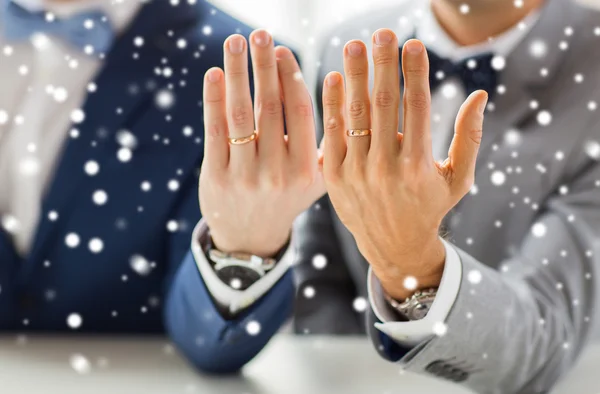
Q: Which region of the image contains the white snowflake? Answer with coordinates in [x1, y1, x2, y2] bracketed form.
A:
[353, 297, 368, 312]
[531, 222, 547, 238]
[529, 39, 547, 58]
[467, 270, 482, 284]
[92, 190, 108, 205]
[584, 140, 600, 160]
[246, 320, 261, 336]
[70, 109, 85, 124]
[403, 276, 418, 290]
[303, 286, 315, 298]
[70, 354, 92, 374]
[88, 238, 104, 253]
[155, 90, 175, 109]
[536, 110, 552, 126]
[117, 148, 132, 162]
[312, 254, 327, 270]
[65, 233, 80, 248]
[130, 255, 152, 276]
[490, 171, 506, 186]
[67, 313, 83, 329]
[84, 160, 99, 176]
[432, 322, 448, 337]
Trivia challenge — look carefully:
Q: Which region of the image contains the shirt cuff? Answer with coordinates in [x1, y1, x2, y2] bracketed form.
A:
[367, 238, 463, 347]
[191, 219, 296, 314]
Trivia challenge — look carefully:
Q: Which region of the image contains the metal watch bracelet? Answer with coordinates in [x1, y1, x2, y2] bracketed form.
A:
[384, 288, 438, 321]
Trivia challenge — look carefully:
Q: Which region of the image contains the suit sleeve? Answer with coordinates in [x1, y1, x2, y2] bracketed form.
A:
[162, 176, 295, 374]
[370, 161, 600, 393]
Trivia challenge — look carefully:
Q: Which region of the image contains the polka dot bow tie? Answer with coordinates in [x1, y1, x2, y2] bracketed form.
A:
[1, 0, 114, 56]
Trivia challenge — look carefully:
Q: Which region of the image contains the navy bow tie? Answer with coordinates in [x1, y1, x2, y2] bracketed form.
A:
[1, 0, 114, 56]
[402, 47, 499, 99]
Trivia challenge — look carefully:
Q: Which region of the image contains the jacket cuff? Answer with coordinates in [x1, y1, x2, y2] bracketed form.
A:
[191, 219, 296, 314]
[368, 238, 463, 346]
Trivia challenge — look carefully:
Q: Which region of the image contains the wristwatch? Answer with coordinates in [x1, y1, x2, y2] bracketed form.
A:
[384, 288, 438, 321]
[205, 237, 288, 290]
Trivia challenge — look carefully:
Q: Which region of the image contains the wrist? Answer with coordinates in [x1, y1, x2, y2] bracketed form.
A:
[208, 228, 291, 259]
[370, 237, 445, 301]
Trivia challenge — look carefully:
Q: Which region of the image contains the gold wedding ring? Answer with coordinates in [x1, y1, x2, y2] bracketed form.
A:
[346, 129, 372, 137]
[229, 131, 257, 145]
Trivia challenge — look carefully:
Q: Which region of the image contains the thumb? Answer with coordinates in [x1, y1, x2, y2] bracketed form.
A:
[446, 90, 488, 193]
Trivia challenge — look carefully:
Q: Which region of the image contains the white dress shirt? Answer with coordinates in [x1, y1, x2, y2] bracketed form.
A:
[0, 0, 141, 256]
[192, 3, 540, 345]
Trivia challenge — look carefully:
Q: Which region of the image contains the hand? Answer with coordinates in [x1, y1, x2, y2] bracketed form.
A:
[321, 30, 488, 300]
[199, 30, 325, 258]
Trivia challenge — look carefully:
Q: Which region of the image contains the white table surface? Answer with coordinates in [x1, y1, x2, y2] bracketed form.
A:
[0, 335, 597, 394]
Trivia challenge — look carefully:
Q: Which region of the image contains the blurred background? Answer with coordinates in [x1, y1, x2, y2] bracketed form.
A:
[209, 0, 600, 92]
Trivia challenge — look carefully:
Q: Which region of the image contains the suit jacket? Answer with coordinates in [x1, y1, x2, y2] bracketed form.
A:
[0, 0, 290, 374]
[195, 0, 600, 392]
[311, 0, 600, 393]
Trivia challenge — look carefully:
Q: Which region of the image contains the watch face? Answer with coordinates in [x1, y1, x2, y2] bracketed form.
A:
[215, 265, 262, 290]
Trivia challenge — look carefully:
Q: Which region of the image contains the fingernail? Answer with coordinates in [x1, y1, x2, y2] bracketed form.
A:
[375, 30, 393, 46]
[347, 42, 363, 57]
[253, 30, 271, 47]
[206, 68, 221, 83]
[405, 39, 423, 54]
[228, 36, 244, 54]
[326, 73, 340, 87]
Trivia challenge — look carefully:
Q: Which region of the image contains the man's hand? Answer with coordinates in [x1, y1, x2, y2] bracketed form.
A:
[199, 30, 325, 258]
[321, 30, 488, 300]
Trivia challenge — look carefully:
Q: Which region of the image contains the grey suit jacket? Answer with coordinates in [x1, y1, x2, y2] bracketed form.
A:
[294, 0, 600, 392]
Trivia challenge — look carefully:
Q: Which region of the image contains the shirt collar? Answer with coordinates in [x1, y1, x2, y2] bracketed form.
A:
[416, 2, 541, 62]
[11, 0, 143, 34]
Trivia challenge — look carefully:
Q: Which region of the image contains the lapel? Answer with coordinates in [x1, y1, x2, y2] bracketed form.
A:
[21, 0, 203, 277]
[474, 0, 582, 170]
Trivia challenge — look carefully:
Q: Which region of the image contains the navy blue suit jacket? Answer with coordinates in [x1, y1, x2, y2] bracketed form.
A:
[0, 0, 295, 373]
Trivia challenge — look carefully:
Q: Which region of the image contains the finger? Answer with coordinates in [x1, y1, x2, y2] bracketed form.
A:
[202, 67, 229, 170]
[322, 72, 347, 172]
[447, 90, 488, 194]
[371, 29, 400, 154]
[275, 46, 317, 167]
[224, 34, 256, 168]
[249, 29, 285, 159]
[401, 39, 432, 163]
[343, 40, 371, 159]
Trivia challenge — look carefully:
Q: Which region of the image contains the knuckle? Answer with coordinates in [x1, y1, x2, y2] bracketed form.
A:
[257, 98, 282, 117]
[406, 92, 430, 112]
[239, 174, 258, 191]
[262, 172, 286, 190]
[373, 52, 395, 66]
[345, 66, 367, 79]
[293, 102, 313, 119]
[324, 115, 343, 134]
[466, 128, 483, 145]
[225, 68, 247, 78]
[324, 96, 342, 108]
[206, 121, 225, 139]
[374, 90, 398, 109]
[348, 100, 368, 120]
[230, 105, 253, 127]
[255, 59, 277, 71]
[404, 65, 428, 79]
